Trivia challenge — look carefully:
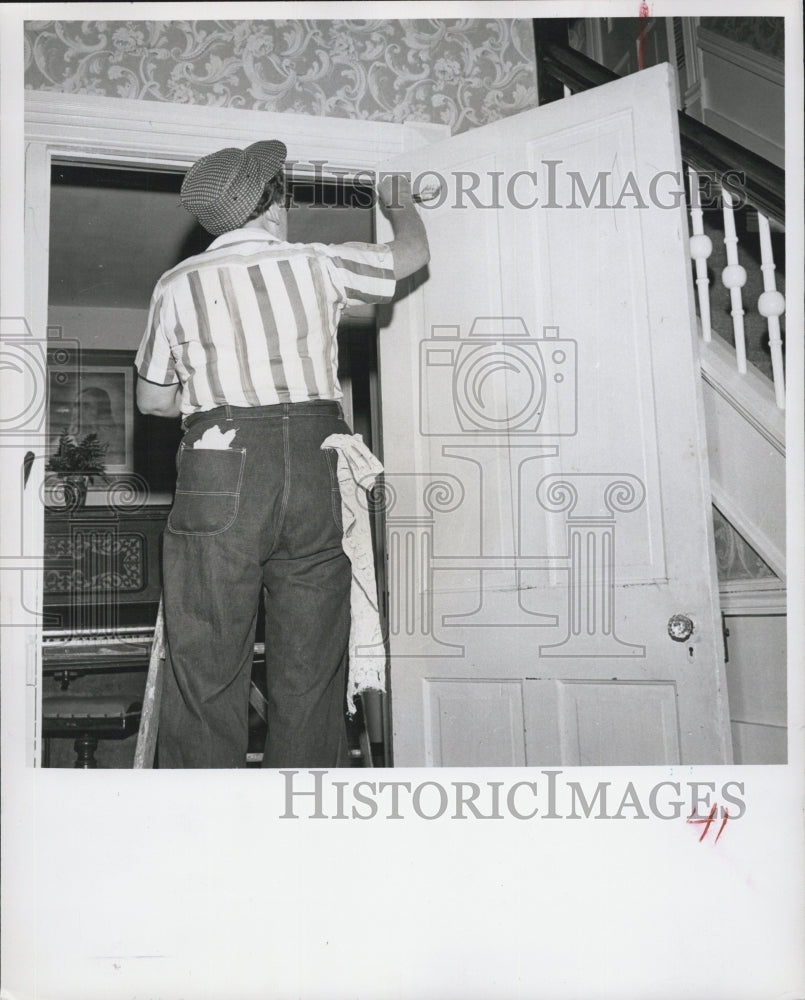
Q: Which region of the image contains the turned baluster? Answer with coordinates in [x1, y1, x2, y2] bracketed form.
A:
[720, 186, 748, 374]
[756, 211, 786, 409]
[687, 167, 713, 342]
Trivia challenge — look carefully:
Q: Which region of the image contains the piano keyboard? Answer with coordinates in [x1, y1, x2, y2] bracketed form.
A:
[43, 627, 155, 645]
[42, 628, 156, 666]
[42, 628, 265, 670]
[43, 629, 265, 662]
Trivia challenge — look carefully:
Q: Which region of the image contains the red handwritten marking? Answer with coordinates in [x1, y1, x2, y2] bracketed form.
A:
[686, 803, 730, 842]
[687, 803, 718, 842]
[637, 3, 650, 70]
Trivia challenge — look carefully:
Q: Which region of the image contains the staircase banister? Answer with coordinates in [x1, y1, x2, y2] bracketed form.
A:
[680, 121, 785, 225]
[540, 41, 785, 226]
[698, 335, 785, 456]
[540, 41, 620, 92]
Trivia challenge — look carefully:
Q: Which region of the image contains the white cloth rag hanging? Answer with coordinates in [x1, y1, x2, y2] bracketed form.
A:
[321, 433, 386, 714]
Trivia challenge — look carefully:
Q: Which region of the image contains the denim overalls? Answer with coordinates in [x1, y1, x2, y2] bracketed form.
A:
[158, 400, 352, 768]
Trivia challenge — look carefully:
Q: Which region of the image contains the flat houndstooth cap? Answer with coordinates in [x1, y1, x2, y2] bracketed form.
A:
[180, 140, 287, 236]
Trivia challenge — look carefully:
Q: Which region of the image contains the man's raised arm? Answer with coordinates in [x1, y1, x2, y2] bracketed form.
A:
[377, 174, 430, 280]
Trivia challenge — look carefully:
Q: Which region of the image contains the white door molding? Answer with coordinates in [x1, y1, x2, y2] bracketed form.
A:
[24, 90, 447, 173]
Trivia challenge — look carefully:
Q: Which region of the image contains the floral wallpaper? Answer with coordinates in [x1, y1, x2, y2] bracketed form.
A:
[712, 507, 776, 581]
[699, 17, 784, 61]
[23, 19, 538, 134]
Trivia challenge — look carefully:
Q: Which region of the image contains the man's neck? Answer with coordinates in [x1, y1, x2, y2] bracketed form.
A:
[242, 209, 287, 240]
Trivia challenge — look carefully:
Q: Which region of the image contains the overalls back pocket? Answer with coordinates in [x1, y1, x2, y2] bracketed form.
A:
[168, 441, 246, 535]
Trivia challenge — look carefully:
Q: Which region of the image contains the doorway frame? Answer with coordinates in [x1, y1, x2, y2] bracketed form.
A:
[19, 90, 448, 765]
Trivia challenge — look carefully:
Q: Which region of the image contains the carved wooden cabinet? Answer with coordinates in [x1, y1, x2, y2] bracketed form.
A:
[43, 505, 169, 634]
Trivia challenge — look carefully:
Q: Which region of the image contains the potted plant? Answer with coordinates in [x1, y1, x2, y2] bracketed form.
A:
[46, 429, 108, 509]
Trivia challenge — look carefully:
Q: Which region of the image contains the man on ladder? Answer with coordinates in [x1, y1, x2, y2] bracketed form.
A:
[134, 141, 429, 768]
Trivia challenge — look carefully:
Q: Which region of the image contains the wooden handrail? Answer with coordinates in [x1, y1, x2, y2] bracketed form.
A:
[540, 40, 620, 93]
[539, 41, 785, 226]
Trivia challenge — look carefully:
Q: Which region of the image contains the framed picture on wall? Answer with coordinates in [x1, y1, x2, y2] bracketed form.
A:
[46, 347, 182, 505]
[47, 348, 135, 474]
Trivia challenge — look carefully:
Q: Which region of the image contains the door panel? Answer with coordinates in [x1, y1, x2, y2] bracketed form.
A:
[376, 64, 730, 765]
[423, 679, 526, 767]
[521, 113, 667, 587]
[524, 679, 681, 766]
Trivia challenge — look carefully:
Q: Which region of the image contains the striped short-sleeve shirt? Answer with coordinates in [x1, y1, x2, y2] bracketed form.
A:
[135, 230, 396, 415]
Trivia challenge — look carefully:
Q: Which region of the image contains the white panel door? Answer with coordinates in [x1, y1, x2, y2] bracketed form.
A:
[374, 64, 731, 766]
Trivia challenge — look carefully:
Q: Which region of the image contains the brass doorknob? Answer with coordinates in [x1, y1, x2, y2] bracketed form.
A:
[668, 614, 694, 642]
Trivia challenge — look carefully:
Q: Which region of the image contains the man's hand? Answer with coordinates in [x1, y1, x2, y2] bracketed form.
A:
[377, 173, 414, 211]
[376, 172, 429, 280]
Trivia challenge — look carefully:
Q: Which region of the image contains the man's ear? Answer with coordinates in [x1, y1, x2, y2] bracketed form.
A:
[265, 200, 285, 225]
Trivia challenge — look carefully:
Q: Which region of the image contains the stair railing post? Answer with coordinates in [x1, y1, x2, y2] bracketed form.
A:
[756, 211, 786, 410]
[720, 186, 749, 375]
[688, 167, 713, 342]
